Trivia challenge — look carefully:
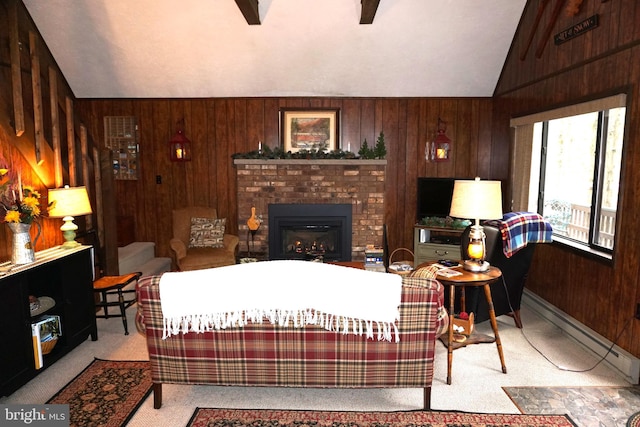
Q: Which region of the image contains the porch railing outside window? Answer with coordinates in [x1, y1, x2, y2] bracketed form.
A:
[544, 200, 616, 249]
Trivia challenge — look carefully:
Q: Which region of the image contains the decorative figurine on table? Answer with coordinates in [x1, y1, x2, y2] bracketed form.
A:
[244, 207, 262, 262]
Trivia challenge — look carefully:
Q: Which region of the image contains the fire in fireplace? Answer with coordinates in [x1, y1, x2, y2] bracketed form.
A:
[268, 204, 352, 261]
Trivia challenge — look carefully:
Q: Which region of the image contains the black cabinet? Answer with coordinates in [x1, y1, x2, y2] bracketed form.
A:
[0, 246, 96, 397]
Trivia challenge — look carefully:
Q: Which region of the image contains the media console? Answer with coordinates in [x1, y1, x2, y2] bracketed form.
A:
[0, 246, 96, 397]
[413, 225, 463, 266]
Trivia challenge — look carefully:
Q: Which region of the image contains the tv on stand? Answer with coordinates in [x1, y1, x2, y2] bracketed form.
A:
[416, 177, 456, 221]
[416, 177, 471, 230]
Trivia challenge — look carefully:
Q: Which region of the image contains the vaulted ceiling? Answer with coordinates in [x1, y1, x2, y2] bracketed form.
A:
[22, 0, 527, 99]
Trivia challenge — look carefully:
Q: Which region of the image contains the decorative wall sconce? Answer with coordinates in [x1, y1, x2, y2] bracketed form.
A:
[169, 119, 192, 162]
[429, 117, 451, 162]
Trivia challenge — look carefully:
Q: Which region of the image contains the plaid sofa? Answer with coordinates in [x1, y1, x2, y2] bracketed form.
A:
[136, 273, 447, 410]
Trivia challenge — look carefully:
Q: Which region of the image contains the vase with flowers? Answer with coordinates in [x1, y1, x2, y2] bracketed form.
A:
[0, 168, 47, 264]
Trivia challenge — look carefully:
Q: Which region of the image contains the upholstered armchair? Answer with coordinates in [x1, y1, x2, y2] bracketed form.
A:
[459, 223, 536, 328]
[169, 207, 239, 271]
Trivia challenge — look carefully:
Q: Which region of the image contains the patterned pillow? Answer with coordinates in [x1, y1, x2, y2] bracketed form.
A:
[189, 217, 226, 248]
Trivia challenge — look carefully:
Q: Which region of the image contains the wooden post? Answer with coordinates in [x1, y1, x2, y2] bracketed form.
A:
[93, 147, 104, 246]
[49, 67, 63, 188]
[81, 125, 92, 230]
[9, 0, 25, 137]
[29, 31, 44, 164]
[520, 0, 550, 60]
[66, 96, 77, 186]
[360, 0, 381, 24]
[234, 0, 260, 25]
[101, 149, 119, 276]
[535, 0, 566, 58]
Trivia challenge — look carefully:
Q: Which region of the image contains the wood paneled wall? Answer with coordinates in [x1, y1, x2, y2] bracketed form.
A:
[6, 0, 640, 363]
[0, 0, 94, 262]
[493, 0, 640, 360]
[5, 0, 639, 365]
[76, 97, 496, 265]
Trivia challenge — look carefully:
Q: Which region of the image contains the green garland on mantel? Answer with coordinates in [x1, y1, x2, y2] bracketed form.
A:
[232, 132, 387, 160]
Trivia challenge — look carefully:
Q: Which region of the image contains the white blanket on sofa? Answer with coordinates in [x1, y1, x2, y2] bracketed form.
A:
[159, 260, 402, 342]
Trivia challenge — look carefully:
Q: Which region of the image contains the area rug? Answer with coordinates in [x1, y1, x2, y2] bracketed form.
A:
[628, 411, 640, 427]
[47, 358, 152, 427]
[186, 408, 576, 427]
[504, 386, 640, 427]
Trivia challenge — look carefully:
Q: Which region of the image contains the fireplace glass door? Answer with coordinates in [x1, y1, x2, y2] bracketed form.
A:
[268, 204, 352, 261]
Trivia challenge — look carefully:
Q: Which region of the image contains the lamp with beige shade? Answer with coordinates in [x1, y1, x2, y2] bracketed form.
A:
[47, 186, 93, 249]
[449, 177, 503, 272]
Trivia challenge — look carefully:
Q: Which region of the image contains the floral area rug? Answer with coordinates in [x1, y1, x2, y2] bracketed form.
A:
[628, 411, 640, 427]
[47, 358, 152, 427]
[504, 385, 640, 427]
[186, 408, 576, 427]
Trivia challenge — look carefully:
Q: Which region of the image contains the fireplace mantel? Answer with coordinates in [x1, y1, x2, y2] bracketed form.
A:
[235, 159, 386, 261]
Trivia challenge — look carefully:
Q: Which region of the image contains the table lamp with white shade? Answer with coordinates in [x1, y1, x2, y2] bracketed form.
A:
[449, 177, 503, 272]
[47, 186, 93, 248]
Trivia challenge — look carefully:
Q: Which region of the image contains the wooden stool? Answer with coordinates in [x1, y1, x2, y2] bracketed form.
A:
[93, 272, 142, 335]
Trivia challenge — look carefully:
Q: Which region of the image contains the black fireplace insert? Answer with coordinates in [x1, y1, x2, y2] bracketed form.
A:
[268, 204, 352, 261]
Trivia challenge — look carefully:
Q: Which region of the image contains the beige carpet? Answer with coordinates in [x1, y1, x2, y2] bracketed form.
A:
[1, 302, 631, 426]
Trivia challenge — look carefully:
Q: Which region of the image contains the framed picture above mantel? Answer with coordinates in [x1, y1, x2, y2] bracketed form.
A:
[280, 108, 340, 153]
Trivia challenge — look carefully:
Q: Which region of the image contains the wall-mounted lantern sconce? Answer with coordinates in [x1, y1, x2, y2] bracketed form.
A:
[169, 119, 192, 162]
[432, 117, 452, 162]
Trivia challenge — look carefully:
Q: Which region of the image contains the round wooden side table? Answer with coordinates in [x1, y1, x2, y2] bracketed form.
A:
[418, 262, 506, 385]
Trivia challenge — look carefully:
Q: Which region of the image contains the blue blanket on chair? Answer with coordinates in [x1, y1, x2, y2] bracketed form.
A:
[486, 212, 553, 258]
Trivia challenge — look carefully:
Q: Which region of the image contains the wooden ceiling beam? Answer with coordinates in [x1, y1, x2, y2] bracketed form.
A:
[235, 0, 260, 25]
[360, 0, 381, 24]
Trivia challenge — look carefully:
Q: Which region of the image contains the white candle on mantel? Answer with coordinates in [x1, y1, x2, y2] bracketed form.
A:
[17, 171, 22, 201]
[258, 141, 262, 151]
[347, 141, 351, 152]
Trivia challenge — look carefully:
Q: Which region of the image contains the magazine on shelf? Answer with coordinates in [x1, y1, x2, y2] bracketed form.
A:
[31, 323, 42, 370]
[31, 315, 62, 370]
[364, 245, 384, 266]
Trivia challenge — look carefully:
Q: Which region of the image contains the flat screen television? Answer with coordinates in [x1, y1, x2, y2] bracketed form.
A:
[416, 177, 457, 221]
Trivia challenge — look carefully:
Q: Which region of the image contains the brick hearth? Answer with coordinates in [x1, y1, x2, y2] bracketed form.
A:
[234, 159, 387, 260]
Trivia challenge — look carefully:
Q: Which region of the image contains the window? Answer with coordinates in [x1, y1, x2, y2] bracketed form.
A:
[510, 94, 626, 257]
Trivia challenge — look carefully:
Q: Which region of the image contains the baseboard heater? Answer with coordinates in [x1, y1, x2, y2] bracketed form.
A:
[522, 289, 640, 384]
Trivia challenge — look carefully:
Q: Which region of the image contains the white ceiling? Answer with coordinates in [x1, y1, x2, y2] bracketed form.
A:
[23, 0, 527, 99]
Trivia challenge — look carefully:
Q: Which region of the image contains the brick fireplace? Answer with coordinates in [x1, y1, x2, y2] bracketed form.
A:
[234, 159, 387, 261]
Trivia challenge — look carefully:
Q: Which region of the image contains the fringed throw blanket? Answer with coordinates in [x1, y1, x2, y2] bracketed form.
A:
[159, 260, 403, 342]
[486, 212, 553, 257]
